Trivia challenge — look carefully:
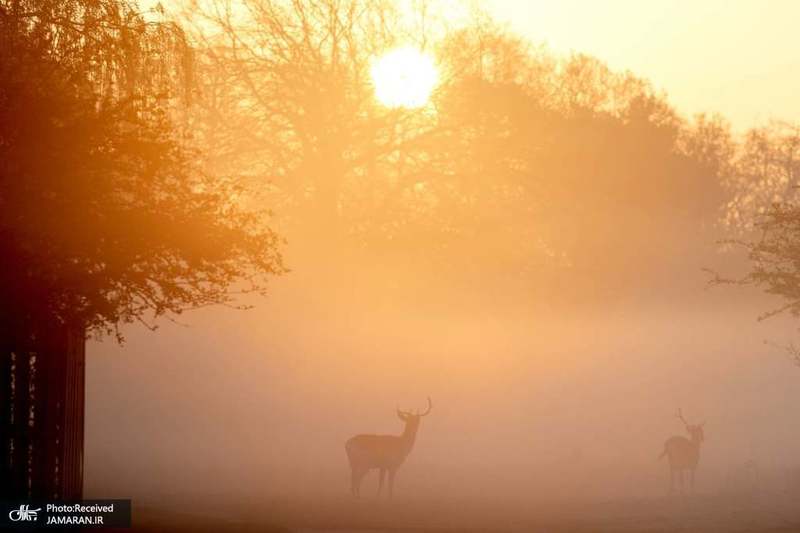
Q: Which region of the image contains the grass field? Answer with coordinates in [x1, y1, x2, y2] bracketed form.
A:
[101, 489, 800, 533]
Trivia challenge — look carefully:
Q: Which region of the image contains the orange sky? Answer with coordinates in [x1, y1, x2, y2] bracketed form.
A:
[150, 0, 800, 129]
[485, 0, 800, 130]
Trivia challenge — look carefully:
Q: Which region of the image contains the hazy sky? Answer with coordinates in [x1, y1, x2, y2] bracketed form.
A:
[86, 0, 800, 510]
[150, 1, 800, 129]
[484, 0, 800, 130]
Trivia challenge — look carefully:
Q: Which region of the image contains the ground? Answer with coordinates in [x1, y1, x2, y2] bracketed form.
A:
[104, 490, 800, 533]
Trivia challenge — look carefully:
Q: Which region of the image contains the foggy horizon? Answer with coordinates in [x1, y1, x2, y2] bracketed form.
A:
[4, 1, 800, 531]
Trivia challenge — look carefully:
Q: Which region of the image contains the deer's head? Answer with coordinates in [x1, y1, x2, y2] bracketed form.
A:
[397, 397, 432, 433]
[677, 408, 705, 444]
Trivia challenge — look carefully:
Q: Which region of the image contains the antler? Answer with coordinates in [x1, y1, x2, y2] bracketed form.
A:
[398, 397, 432, 417]
[676, 408, 689, 427]
[419, 397, 432, 417]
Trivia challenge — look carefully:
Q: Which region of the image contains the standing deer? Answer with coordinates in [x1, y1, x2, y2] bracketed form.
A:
[345, 397, 432, 498]
[659, 408, 705, 493]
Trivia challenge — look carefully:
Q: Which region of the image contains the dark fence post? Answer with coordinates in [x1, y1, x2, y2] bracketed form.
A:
[0, 323, 85, 499]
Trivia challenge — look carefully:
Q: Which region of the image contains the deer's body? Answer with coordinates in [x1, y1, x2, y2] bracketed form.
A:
[346, 433, 415, 470]
[660, 409, 705, 493]
[345, 398, 431, 498]
[662, 435, 700, 469]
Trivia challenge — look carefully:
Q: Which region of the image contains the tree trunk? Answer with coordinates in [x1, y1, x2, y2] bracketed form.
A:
[0, 321, 85, 499]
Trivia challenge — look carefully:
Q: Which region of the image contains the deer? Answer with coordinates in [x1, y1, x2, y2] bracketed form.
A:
[659, 408, 705, 493]
[345, 397, 432, 498]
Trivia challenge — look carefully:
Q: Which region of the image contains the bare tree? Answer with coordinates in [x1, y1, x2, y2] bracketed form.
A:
[722, 122, 800, 233]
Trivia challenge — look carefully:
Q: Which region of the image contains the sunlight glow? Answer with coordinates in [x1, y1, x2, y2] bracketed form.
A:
[371, 47, 439, 108]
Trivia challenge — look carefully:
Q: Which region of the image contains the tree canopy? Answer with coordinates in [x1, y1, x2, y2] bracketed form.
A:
[179, 2, 728, 303]
[0, 0, 283, 339]
[4, 0, 800, 336]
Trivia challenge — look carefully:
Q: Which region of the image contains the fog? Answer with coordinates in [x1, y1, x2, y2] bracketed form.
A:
[7, 0, 800, 530]
[84, 242, 800, 524]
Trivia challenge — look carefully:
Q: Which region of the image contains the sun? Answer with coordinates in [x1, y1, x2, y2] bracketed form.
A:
[371, 47, 439, 109]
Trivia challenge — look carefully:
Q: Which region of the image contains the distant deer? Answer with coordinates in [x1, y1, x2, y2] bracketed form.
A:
[659, 408, 705, 493]
[345, 397, 432, 498]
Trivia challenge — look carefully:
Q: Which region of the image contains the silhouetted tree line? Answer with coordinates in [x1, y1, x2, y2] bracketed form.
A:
[4, 0, 799, 338]
[1, 0, 799, 497]
[176, 2, 764, 302]
[177, 0, 800, 320]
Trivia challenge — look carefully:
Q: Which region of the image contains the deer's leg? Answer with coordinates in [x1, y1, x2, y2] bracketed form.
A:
[678, 469, 684, 493]
[350, 468, 358, 497]
[378, 468, 386, 496]
[690, 468, 695, 490]
[388, 469, 396, 499]
[669, 468, 675, 495]
[351, 467, 367, 498]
